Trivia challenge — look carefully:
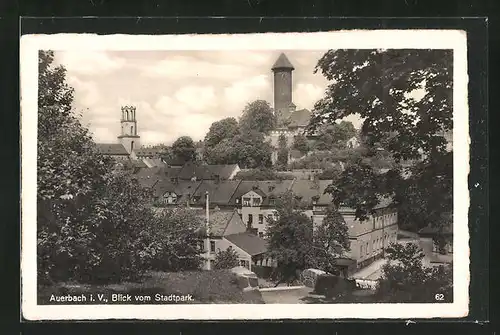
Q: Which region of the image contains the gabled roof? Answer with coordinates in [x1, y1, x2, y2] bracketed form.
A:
[177, 162, 214, 180]
[153, 180, 202, 203]
[229, 180, 295, 206]
[225, 232, 269, 256]
[194, 210, 241, 237]
[290, 179, 333, 205]
[143, 157, 167, 168]
[165, 157, 187, 167]
[177, 162, 239, 181]
[96, 143, 129, 156]
[287, 109, 312, 128]
[271, 53, 295, 71]
[191, 180, 242, 206]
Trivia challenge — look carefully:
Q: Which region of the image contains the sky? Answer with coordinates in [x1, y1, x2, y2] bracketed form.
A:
[54, 50, 362, 146]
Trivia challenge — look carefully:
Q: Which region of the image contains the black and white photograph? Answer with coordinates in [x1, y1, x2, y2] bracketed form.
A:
[21, 31, 469, 320]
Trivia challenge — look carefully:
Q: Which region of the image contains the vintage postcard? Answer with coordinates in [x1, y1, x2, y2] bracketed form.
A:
[21, 30, 469, 320]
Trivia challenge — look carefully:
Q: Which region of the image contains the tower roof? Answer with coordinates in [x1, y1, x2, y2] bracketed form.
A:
[271, 53, 295, 71]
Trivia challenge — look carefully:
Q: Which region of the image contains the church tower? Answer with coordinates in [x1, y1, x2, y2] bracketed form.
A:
[118, 105, 141, 154]
[272, 53, 295, 127]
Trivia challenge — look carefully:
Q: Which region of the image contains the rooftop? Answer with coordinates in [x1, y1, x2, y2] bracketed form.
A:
[271, 53, 295, 71]
[96, 143, 129, 156]
[194, 210, 242, 237]
[225, 232, 269, 256]
[287, 109, 312, 128]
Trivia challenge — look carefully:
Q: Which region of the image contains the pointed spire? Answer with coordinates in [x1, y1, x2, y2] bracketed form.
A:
[271, 53, 295, 71]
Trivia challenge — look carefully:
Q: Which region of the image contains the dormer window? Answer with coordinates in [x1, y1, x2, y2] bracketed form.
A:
[242, 197, 251, 207]
[252, 198, 261, 206]
[235, 198, 240, 204]
[269, 197, 276, 206]
[268, 185, 275, 192]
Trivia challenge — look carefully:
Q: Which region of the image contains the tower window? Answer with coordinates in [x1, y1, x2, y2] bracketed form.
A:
[131, 126, 133, 134]
[131, 141, 134, 152]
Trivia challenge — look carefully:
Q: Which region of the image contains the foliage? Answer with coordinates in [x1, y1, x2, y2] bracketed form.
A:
[310, 206, 351, 274]
[311, 49, 453, 230]
[276, 134, 289, 169]
[314, 274, 356, 299]
[204, 117, 239, 148]
[172, 136, 197, 162]
[204, 129, 273, 168]
[266, 192, 314, 285]
[37, 50, 200, 285]
[234, 168, 293, 181]
[317, 165, 343, 180]
[310, 121, 357, 151]
[376, 242, 453, 303]
[292, 134, 310, 154]
[239, 100, 276, 134]
[214, 247, 240, 269]
[148, 208, 203, 272]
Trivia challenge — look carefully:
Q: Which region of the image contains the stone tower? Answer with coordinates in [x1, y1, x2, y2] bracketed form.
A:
[272, 53, 295, 127]
[118, 105, 141, 154]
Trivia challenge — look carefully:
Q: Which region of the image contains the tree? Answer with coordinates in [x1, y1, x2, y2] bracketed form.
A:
[276, 134, 289, 169]
[318, 165, 343, 180]
[310, 205, 350, 274]
[214, 247, 240, 269]
[311, 49, 453, 231]
[149, 208, 203, 272]
[172, 136, 197, 162]
[204, 129, 273, 168]
[266, 192, 314, 285]
[239, 100, 276, 134]
[204, 117, 239, 148]
[292, 134, 310, 154]
[312, 121, 357, 151]
[376, 242, 453, 303]
[37, 50, 197, 285]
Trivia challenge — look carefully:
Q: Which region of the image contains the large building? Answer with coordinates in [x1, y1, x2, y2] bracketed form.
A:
[266, 53, 316, 165]
[146, 175, 398, 274]
[96, 105, 142, 160]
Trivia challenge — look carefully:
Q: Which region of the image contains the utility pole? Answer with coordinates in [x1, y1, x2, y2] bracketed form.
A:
[205, 191, 211, 270]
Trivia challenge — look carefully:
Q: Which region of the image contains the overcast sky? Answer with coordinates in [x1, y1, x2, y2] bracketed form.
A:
[54, 50, 362, 146]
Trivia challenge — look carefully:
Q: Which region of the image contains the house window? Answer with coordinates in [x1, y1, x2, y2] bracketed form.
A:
[248, 214, 253, 225]
[243, 197, 251, 206]
[210, 241, 216, 253]
[258, 214, 264, 224]
[269, 198, 276, 206]
[258, 232, 264, 238]
[252, 198, 261, 206]
[236, 198, 240, 204]
[268, 185, 275, 192]
[360, 245, 364, 256]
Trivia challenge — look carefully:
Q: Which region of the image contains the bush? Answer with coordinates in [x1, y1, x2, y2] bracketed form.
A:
[214, 248, 239, 269]
[314, 274, 356, 299]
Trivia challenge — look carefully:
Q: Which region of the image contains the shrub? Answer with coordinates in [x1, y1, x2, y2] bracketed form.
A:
[214, 248, 240, 269]
[314, 274, 356, 299]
